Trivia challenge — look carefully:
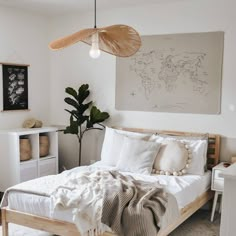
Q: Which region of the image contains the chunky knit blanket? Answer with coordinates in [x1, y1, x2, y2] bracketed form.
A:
[101, 171, 171, 236]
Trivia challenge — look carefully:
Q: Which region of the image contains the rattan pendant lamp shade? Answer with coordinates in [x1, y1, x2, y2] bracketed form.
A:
[49, 0, 141, 58]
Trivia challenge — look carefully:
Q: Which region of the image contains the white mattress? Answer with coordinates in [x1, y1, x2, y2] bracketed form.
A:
[7, 163, 211, 223]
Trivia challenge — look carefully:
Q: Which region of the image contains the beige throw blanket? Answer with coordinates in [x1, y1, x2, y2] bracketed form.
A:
[101, 171, 169, 236]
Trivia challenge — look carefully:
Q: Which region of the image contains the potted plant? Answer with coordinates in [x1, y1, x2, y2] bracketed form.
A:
[64, 84, 109, 166]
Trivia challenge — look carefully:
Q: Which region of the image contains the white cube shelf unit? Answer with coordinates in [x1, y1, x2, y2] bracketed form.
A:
[0, 127, 58, 192]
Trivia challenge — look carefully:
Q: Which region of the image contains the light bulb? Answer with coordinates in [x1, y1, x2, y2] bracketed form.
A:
[89, 32, 101, 59]
[89, 44, 101, 58]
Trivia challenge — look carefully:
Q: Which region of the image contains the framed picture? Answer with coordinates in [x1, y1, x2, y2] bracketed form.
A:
[116, 32, 224, 114]
[1, 63, 29, 111]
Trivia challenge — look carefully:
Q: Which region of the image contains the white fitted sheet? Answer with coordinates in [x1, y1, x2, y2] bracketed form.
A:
[7, 163, 211, 223]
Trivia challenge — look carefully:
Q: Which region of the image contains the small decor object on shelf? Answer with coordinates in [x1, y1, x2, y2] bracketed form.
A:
[20, 137, 32, 161]
[34, 120, 43, 128]
[22, 118, 43, 128]
[22, 118, 36, 128]
[64, 84, 110, 166]
[39, 135, 49, 157]
[1, 63, 29, 111]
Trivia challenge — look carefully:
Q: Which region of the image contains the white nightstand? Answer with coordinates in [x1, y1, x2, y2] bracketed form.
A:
[211, 162, 227, 222]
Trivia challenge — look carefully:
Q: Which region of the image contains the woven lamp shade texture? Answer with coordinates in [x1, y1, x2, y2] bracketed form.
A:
[49, 25, 141, 57]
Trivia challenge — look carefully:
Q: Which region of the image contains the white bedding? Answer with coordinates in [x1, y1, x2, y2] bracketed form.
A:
[7, 162, 211, 224]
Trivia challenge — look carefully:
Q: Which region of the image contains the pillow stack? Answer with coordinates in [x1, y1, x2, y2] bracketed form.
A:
[100, 127, 208, 176]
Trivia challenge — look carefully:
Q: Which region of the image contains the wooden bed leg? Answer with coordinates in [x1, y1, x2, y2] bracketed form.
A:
[1, 208, 9, 236]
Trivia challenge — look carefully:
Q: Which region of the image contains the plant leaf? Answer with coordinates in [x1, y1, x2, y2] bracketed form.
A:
[64, 97, 79, 110]
[86, 120, 93, 128]
[78, 84, 90, 104]
[65, 109, 79, 119]
[78, 101, 92, 115]
[65, 87, 78, 101]
[64, 116, 79, 135]
[89, 106, 110, 125]
[77, 115, 89, 126]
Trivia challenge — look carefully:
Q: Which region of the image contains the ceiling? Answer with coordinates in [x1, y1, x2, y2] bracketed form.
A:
[0, 0, 182, 16]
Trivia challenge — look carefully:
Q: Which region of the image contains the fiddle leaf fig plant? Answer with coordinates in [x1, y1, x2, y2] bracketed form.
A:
[64, 84, 109, 166]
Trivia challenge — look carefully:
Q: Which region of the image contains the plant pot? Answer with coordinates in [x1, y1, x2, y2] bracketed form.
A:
[40, 135, 49, 157]
[20, 138, 32, 161]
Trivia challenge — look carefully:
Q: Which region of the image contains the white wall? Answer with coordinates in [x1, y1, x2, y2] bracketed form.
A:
[0, 6, 51, 129]
[49, 0, 236, 167]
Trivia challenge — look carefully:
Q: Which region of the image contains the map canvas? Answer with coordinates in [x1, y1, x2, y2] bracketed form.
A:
[116, 32, 224, 114]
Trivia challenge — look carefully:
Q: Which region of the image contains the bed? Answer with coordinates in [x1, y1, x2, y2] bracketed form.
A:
[1, 127, 221, 236]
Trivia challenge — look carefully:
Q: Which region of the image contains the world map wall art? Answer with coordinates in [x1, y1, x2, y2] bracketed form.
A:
[116, 31, 224, 114]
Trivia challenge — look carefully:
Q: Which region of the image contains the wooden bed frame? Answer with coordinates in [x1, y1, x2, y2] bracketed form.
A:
[1, 128, 221, 236]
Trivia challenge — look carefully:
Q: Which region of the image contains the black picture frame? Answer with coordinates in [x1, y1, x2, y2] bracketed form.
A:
[2, 64, 28, 111]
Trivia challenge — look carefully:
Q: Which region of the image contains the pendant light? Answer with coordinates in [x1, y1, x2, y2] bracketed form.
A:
[49, 0, 141, 58]
[89, 0, 100, 58]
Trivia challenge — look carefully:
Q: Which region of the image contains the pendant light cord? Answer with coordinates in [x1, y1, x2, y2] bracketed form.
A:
[94, 0, 97, 28]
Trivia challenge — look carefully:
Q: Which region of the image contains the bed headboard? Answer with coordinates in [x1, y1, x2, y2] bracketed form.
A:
[114, 127, 221, 170]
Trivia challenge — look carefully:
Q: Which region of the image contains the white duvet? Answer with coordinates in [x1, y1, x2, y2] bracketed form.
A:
[6, 162, 211, 226]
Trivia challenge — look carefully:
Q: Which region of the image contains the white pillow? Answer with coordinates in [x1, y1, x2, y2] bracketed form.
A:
[101, 127, 152, 166]
[149, 134, 208, 175]
[100, 128, 124, 166]
[153, 140, 190, 176]
[116, 137, 161, 175]
[184, 139, 208, 175]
